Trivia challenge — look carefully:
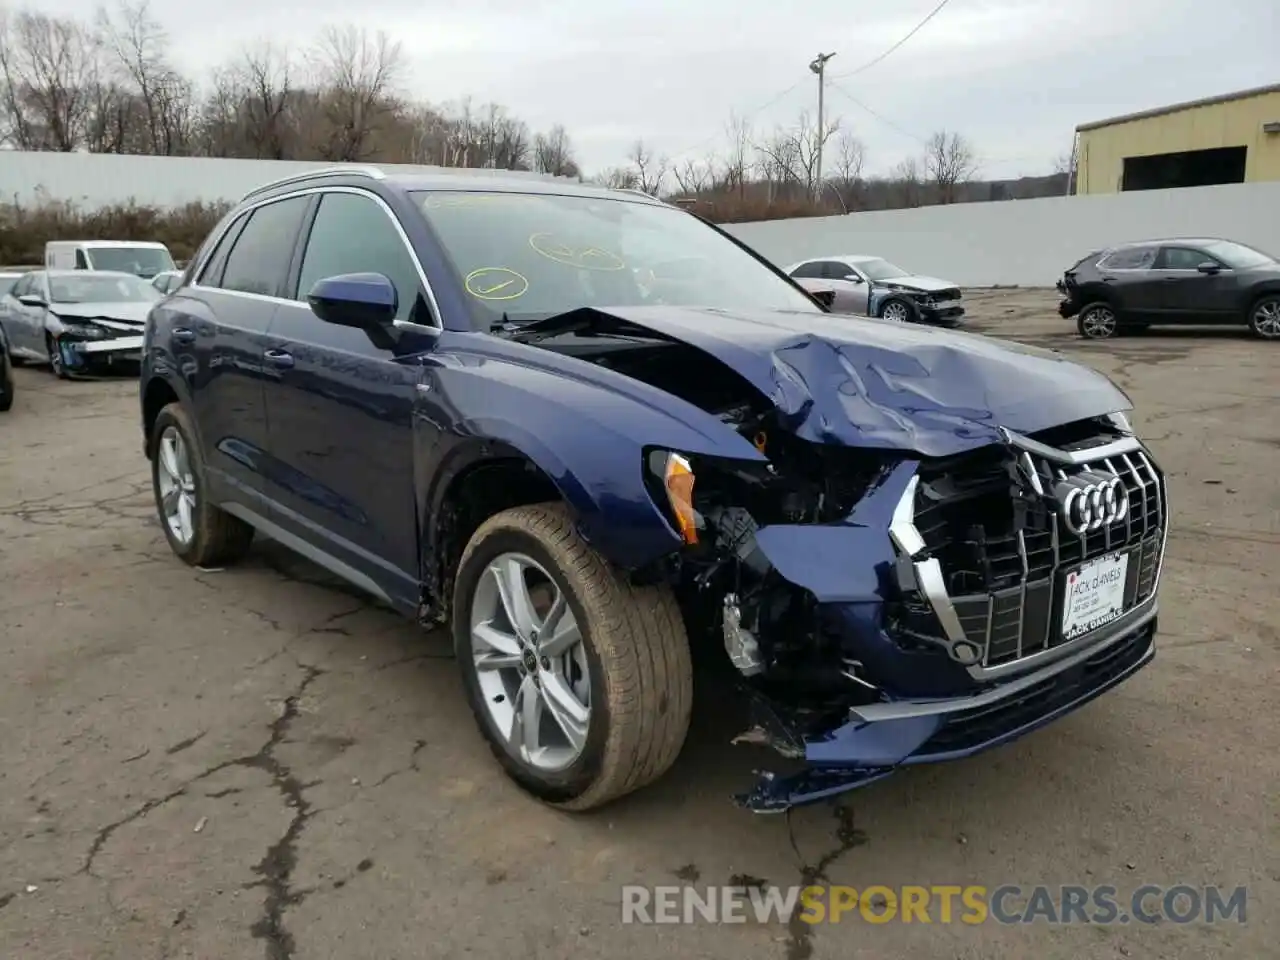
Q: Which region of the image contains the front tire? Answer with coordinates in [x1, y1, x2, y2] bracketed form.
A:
[150, 402, 254, 567]
[1247, 294, 1280, 339]
[878, 297, 913, 323]
[453, 503, 693, 811]
[1077, 303, 1119, 339]
[46, 334, 70, 379]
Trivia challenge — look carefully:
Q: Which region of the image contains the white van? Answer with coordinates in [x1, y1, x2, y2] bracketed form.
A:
[44, 240, 176, 279]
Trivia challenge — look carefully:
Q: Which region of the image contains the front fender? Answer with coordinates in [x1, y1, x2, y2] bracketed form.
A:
[419, 346, 766, 571]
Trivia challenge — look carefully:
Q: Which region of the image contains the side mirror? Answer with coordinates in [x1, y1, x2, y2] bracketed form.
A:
[810, 289, 836, 308]
[1196, 261, 1221, 275]
[307, 273, 398, 328]
[844, 274, 865, 284]
[17, 294, 46, 308]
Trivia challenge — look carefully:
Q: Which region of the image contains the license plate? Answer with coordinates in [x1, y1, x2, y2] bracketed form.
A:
[1061, 552, 1129, 641]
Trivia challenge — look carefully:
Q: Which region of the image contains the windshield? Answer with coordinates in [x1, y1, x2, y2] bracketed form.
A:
[857, 259, 910, 281]
[412, 191, 820, 327]
[0, 275, 19, 296]
[49, 274, 161, 304]
[85, 246, 174, 278]
[1203, 240, 1276, 270]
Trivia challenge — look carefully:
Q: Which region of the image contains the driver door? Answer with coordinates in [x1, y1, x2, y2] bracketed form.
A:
[821, 262, 871, 314]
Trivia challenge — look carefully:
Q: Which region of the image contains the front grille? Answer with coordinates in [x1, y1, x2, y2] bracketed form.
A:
[913, 431, 1165, 668]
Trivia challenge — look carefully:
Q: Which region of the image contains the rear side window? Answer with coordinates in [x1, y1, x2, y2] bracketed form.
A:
[1098, 246, 1156, 270]
[822, 261, 856, 280]
[217, 196, 311, 297]
[295, 191, 428, 323]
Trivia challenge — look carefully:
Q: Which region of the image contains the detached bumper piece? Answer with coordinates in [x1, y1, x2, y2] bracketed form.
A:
[735, 615, 1156, 814]
[59, 334, 145, 373]
[920, 304, 965, 327]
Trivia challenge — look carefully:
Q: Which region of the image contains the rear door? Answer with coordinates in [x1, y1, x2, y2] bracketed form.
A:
[1153, 245, 1237, 321]
[177, 194, 313, 509]
[259, 188, 437, 608]
[1096, 245, 1161, 317]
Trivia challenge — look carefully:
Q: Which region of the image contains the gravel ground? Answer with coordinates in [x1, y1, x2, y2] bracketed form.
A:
[0, 289, 1275, 959]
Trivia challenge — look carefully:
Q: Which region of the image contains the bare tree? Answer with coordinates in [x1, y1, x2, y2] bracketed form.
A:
[722, 110, 753, 198]
[671, 157, 712, 196]
[533, 123, 578, 178]
[0, 11, 101, 150]
[597, 166, 639, 190]
[96, 0, 194, 154]
[923, 129, 978, 204]
[754, 111, 839, 198]
[235, 41, 294, 159]
[626, 138, 667, 195]
[306, 24, 402, 161]
[891, 156, 923, 208]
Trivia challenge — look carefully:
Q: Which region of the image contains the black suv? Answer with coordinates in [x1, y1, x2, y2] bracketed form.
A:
[140, 167, 1168, 813]
[1058, 237, 1280, 339]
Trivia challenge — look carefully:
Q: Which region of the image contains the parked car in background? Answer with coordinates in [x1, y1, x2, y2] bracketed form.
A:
[0, 319, 14, 411]
[785, 254, 966, 326]
[45, 240, 176, 279]
[1058, 237, 1280, 340]
[152, 270, 183, 294]
[0, 270, 159, 377]
[141, 167, 1167, 815]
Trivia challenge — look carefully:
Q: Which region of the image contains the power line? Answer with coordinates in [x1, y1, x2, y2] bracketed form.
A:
[827, 81, 927, 145]
[667, 74, 809, 161]
[831, 0, 955, 79]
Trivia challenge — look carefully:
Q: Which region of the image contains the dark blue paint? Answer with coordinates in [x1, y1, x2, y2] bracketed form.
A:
[140, 170, 1149, 812]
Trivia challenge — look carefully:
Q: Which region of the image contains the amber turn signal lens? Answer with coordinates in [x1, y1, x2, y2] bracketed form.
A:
[664, 453, 698, 544]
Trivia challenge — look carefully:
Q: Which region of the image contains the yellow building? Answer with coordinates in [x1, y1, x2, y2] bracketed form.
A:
[1074, 82, 1280, 195]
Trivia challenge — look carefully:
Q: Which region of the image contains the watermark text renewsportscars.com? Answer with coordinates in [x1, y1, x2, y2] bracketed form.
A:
[621, 883, 1248, 926]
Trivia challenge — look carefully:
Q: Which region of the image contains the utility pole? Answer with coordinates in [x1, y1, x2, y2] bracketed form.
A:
[809, 51, 836, 201]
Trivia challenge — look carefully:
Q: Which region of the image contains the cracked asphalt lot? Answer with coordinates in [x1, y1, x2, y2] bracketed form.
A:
[1, 290, 1276, 959]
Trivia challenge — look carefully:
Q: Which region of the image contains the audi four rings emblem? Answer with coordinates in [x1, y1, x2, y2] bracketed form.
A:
[1054, 471, 1129, 535]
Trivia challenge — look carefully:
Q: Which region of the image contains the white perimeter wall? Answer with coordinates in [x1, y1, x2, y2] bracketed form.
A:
[724, 181, 1280, 287]
[0, 150, 569, 210]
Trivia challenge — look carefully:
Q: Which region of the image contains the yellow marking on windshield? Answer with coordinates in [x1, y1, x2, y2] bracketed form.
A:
[465, 267, 529, 301]
[529, 233, 625, 271]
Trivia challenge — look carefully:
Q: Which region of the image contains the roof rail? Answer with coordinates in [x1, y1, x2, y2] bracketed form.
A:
[241, 165, 386, 200]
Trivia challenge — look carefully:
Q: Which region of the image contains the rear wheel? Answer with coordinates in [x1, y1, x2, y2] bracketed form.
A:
[1077, 303, 1118, 339]
[1247, 295, 1280, 339]
[453, 502, 693, 811]
[150, 402, 255, 567]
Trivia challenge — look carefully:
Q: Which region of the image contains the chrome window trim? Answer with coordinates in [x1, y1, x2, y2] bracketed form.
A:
[189, 184, 443, 331]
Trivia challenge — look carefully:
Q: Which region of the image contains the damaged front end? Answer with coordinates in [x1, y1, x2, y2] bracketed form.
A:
[511, 307, 1168, 813]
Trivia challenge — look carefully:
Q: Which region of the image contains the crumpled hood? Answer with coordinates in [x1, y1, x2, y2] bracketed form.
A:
[544, 305, 1131, 458]
[49, 301, 151, 325]
[876, 275, 958, 293]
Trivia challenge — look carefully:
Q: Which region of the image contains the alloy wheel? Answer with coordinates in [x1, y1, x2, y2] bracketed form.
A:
[156, 426, 197, 545]
[881, 300, 910, 323]
[47, 336, 64, 377]
[470, 552, 591, 772]
[1253, 299, 1280, 339]
[1081, 306, 1117, 339]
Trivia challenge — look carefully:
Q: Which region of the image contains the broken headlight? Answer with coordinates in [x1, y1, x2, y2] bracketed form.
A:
[58, 321, 110, 340]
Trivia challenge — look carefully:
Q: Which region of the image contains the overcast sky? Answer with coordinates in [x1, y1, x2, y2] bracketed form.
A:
[37, 0, 1279, 178]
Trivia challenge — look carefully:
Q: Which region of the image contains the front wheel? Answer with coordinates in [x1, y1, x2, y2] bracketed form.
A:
[1248, 294, 1280, 339]
[46, 334, 70, 379]
[150, 402, 255, 567]
[878, 298, 913, 323]
[1077, 303, 1119, 339]
[453, 503, 693, 811]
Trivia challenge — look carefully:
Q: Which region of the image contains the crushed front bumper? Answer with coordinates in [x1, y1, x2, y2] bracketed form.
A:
[58, 335, 145, 373]
[920, 303, 966, 326]
[735, 609, 1156, 813]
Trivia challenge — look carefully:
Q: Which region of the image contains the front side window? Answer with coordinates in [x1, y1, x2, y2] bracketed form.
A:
[296, 192, 427, 323]
[85, 246, 174, 277]
[48, 273, 160, 304]
[219, 197, 311, 297]
[413, 190, 821, 328]
[1156, 247, 1212, 270]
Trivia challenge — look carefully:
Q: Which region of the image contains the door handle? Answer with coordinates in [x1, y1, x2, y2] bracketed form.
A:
[172, 327, 196, 344]
[263, 348, 295, 369]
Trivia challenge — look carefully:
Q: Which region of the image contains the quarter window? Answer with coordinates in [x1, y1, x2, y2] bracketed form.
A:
[218, 196, 310, 297]
[296, 192, 428, 324]
[1098, 246, 1157, 270]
